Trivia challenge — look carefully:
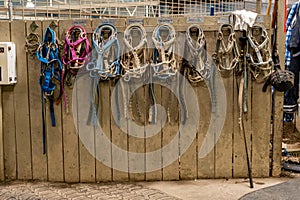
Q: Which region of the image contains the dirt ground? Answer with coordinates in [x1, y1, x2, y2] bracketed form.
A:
[281, 121, 300, 177]
[283, 122, 300, 144]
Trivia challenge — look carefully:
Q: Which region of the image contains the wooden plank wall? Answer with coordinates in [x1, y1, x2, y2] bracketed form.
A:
[0, 15, 277, 182]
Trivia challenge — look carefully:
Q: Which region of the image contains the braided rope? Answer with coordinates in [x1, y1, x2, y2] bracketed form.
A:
[247, 24, 273, 82]
[184, 24, 210, 84]
[25, 32, 40, 57]
[120, 23, 149, 123]
[213, 24, 240, 73]
[121, 23, 148, 81]
[151, 23, 177, 80]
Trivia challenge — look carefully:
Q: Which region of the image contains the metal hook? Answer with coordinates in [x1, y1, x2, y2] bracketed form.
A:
[30, 21, 39, 32]
[49, 21, 58, 30]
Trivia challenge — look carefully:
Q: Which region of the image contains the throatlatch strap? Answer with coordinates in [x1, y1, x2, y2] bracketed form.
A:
[87, 78, 100, 126]
[41, 92, 46, 154]
[49, 97, 56, 127]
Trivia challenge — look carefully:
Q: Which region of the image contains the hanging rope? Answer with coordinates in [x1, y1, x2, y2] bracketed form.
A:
[25, 32, 40, 57]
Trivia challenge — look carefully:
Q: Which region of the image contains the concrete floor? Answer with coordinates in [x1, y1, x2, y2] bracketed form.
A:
[0, 177, 297, 199]
[141, 178, 293, 200]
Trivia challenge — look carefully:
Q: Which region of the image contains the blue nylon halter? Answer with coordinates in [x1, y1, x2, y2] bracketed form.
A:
[149, 24, 177, 124]
[36, 26, 63, 154]
[86, 23, 121, 126]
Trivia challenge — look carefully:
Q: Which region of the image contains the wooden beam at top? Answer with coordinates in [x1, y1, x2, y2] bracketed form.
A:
[256, 0, 262, 13]
[31, 1, 159, 10]
[53, 0, 67, 5]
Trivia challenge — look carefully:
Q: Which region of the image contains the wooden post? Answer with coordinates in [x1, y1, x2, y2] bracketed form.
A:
[0, 87, 4, 181]
[272, 0, 285, 177]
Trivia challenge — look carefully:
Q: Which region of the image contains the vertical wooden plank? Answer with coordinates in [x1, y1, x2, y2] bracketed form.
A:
[122, 19, 146, 181]
[26, 20, 48, 180]
[145, 84, 162, 181]
[128, 82, 146, 181]
[197, 85, 214, 178]
[162, 84, 179, 180]
[250, 25, 272, 178]
[251, 80, 271, 177]
[79, 20, 95, 182]
[272, 89, 283, 177]
[272, 0, 285, 177]
[141, 18, 181, 181]
[180, 79, 197, 180]
[144, 18, 162, 181]
[215, 74, 233, 178]
[110, 19, 130, 182]
[212, 25, 234, 178]
[0, 22, 9, 181]
[197, 31, 215, 178]
[11, 20, 32, 180]
[93, 19, 128, 181]
[143, 18, 163, 181]
[41, 20, 64, 182]
[76, 75, 95, 182]
[233, 74, 252, 178]
[0, 86, 3, 181]
[179, 21, 198, 179]
[58, 19, 79, 183]
[0, 21, 16, 181]
[96, 80, 112, 182]
[2, 86, 16, 181]
[111, 79, 128, 182]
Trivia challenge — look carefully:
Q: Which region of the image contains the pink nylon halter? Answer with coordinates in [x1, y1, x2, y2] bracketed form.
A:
[63, 25, 90, 67]
[57, 26, 90, 107]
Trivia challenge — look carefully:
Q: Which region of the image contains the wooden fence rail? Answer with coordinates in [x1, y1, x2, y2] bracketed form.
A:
[0, 16, 282, 182]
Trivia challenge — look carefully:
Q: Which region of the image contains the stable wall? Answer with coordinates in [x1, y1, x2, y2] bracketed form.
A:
[0, 15, 282, 182]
